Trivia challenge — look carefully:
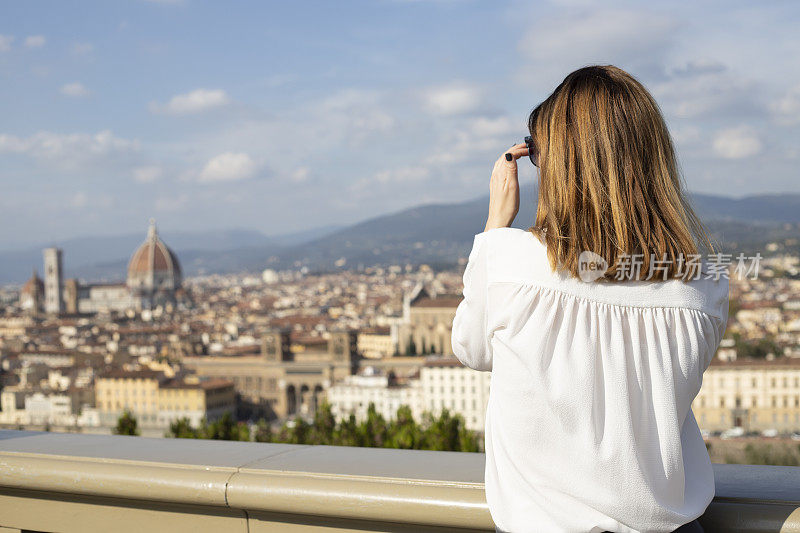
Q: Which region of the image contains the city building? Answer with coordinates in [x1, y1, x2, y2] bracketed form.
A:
[693, 357, 800, 433]
[420, 357, 491, 431]
[327, 366, 424, 422]
[18, 270, 44, 315]
[43, 247, 63, 314]
[397, 284, 461, 356]
[157, 376, 237, 428]
[183, 328, 361, 421]
[357, 326, 397, 359]
[95, 368, 167, 427]
[327, 356, 491, 432]
[32, 220, 184, 315]
[95, 368, 236, 430]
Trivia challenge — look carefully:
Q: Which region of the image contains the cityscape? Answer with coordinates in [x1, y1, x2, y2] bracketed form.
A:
[2, 1, 800, 530]
[1, 215, 800, 464]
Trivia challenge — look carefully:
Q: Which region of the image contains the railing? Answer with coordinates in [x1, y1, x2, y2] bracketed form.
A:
[0, 430, 798, 532]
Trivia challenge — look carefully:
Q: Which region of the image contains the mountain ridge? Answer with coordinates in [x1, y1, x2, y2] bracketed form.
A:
[2, 189, 799, 285]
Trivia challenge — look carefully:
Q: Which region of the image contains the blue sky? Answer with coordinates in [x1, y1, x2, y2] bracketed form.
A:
[1, 0, 799, 249]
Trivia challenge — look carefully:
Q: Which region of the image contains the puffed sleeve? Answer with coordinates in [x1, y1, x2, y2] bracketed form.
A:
[452, 231, 492, 372]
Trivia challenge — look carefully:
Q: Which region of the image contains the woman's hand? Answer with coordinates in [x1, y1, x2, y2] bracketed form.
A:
[484, 143, 529, 232]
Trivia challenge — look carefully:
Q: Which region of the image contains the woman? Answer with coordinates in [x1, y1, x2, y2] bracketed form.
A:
[451, 65, 728, 533]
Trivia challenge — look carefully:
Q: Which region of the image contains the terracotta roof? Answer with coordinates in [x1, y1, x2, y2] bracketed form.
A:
[424, 356, 463, 368]
[161, 378, 234, 390]
[411, 296, 462, 308]
[127, 220, 182, 279]
[21, 270, 43, 295]
[98, 368, 166, 380]
[708, 357, 800, 368]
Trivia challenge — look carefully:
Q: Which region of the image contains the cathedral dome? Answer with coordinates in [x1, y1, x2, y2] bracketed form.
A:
[21, 269, 44, 296]
[127, 219, 182, 293]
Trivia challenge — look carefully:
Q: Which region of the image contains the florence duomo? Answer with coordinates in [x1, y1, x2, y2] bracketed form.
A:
[19, 219, 187, 316]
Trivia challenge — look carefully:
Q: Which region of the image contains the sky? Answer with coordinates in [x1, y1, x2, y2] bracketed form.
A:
[1, 0, 799, 249]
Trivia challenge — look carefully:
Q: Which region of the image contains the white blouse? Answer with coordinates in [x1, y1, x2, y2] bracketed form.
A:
[451, 227, 729, 533]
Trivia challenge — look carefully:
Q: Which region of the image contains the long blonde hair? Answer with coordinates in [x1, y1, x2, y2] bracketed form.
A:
[527, 65, 713, 281]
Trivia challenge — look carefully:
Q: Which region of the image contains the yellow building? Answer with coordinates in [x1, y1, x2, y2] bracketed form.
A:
[693, 358, 800, 433]
[96, 368, 235, 429]
[398, 286, 460, 356]
[96, 369, 165, 427]
[157, 375, 236, 428]
[357, 327, 396, 359]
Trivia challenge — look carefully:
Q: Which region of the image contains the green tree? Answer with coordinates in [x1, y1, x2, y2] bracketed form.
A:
[334, 413, 360, 446]
[254, 418, 273, 443]
[420, 408, 475, 451]
[114, 409, 140, 436]
[743, 443, 800, 466]
[358, 402, 388, 447]
[165, 417, 198, 439]
[199, 411, 250, 441]
[385, 405, 422, 449]
[310, 401, 337, 445]
[736, 336, 781, 359]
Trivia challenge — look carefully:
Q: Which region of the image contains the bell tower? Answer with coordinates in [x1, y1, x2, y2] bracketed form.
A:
[262, 327, 292, 362]
[328, 329, 360, 369]
[43, 247, 64, 315]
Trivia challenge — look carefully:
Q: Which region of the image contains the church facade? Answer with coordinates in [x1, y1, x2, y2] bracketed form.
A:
[20, 220, 184, 315]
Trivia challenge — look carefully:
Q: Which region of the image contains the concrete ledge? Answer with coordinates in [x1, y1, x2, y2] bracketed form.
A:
[0, 430, 799, 532]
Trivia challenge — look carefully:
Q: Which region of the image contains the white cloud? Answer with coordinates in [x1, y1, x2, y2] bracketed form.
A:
[199, 152, 257, 182]
[315, 89, 396, 147]
[24, 35, 46, 48]
[427, 114, 518, 166]
[156, 193, 189, 212]
[712, 126, 763, 159]
[291, 167, 310, 183]
[0, 130, 140, 173]
[652, 61, 755, 119]
[151, 88, 230, 115]
[0, 35, 13, 52]
[60, 82, 90, 98]
[0, 130, 139, 159]
[70, 192, 89, 208]
[770, 84, 800, 125]
[132, 165, 163, 183]
[424, 85, 482, 116]
[517, 8, 678, 83]
[71, 42, 94, 55]
[350, 166, 430, 195]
